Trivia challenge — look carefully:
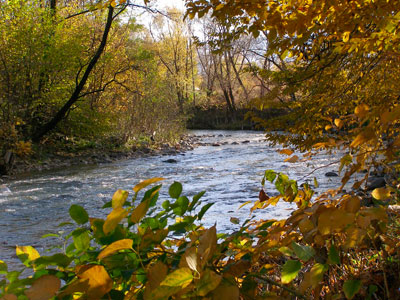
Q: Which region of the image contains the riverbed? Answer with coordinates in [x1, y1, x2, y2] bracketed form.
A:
[0, 130, 344, 268]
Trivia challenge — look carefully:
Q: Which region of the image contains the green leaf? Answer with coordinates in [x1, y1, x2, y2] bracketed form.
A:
[0, 260, 8, 274]
[173, 196, 190, 216]
[291, 242, 315, 261]
[34, 254, 72, 268]
[328, 245, 340, 265]
[281, 260, 302, 284]
[264, 170, 277, 182]
[188, 191, 205, 211]
[169, 182, 182, 199]
[343, 280, 362, 299]
[198, 203, 213, 220]
[69, 205, 89, 225]
[72, 229, 90, 252]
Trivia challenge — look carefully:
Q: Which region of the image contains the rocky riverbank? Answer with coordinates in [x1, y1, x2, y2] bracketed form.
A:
[1, 134, 203, 179]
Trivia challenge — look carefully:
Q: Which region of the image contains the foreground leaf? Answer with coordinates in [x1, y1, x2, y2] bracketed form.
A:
[25, 275, 60, 300]
[133, 178, 164, 193]
[69, 205, 89, 224]
[103, 207, 129, 235]
[97, 239, 133, 260]
[281, 260, 302, 284]
[112, 190, 129, 209]
[343, 280, 362, 299]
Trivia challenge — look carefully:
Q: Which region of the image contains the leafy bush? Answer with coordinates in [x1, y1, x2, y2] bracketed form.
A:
[0, 176, 399, 299]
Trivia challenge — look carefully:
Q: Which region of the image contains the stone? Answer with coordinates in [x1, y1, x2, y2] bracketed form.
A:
[163, 159, 178, 163]
[325, 172, 338, 177]
[367, 176, 386, 191]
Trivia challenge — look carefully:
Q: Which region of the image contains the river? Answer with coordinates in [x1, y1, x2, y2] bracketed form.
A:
[0, 130, 344, 269]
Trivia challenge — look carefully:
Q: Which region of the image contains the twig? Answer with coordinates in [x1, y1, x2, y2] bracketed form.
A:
[252, 274, 309, 300]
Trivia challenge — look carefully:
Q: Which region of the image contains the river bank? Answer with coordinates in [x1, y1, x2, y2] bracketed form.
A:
[1, 134, 203, 179]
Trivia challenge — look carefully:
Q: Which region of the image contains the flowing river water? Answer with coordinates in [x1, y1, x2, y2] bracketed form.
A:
[0, 130, 345, 269]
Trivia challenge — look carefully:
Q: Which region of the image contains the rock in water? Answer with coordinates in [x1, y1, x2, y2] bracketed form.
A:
[163, 159, 178, 163]
[325, 172, 339, 177]
[0, 184, 11, 195]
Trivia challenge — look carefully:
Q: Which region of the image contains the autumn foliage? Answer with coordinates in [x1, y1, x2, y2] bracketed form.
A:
[2, 0, 400, 299]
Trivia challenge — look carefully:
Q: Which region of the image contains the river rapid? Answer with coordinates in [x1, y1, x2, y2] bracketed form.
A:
[0, 130, 344, 268]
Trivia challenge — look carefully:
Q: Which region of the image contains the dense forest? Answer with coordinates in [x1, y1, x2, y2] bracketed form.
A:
[1, 0, 400, 299]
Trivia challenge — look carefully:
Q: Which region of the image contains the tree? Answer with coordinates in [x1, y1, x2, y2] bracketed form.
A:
[186, 0, 400, 180]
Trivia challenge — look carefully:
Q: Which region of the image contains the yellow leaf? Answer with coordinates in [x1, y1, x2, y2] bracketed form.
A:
[371, 187, 391, 200]
[103, 207, 129, 235]
[350, 127, 376, 148]
[325, 125, 332, 131]
[215, 3, 224, 11]
[16, 246, 40, 267]
[354, 103, 369, 119]
[110, 0, 116, 7]
[344, 227, 366, 249]
[130, 199, 150, 224]
[279, 149, 293, 156]
[25, 275, 61, 300]
[341, 196, 361, 213]
[318, 209, 355, 235]
[97, 239, 133, 260]
[160, 268, 193, 288]
[133, 178, 164, 193]
[343, 31, 350, 42]
[284, 155, 299, 163]
[60, 265, 112, 299]
[334, 118, 344, 129]
[112, 190, 129, 209]
[300, 263, 328, 292]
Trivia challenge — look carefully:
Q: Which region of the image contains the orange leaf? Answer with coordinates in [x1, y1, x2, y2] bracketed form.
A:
[97, 239, 133, 260]
[25, 275, 61, 300]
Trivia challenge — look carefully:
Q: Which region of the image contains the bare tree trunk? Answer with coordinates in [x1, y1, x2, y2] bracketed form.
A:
[32, 6, 115, 142]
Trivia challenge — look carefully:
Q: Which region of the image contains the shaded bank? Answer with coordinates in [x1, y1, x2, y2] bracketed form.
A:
[187, 106, 286, 130]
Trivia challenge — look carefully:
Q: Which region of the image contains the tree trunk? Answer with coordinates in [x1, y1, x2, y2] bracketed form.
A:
[32, 6, 115, 142]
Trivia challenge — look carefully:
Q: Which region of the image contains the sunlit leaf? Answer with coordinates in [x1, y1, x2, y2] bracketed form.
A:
[97, 239, 133, 260]
[279, 149, 293, 156]
[343, 31, 350, 42]
[355, 103, 369, 118]
[16, 246, 40, 267]
[371, 187, 391, 200]
[281, 260, 302, 284]
[103, 207, 129, 235]
[130, 199, 149, 224]
[133, 178, 164, 193]
[160, 268, 193, 288]
[112, 189, 129, 209]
